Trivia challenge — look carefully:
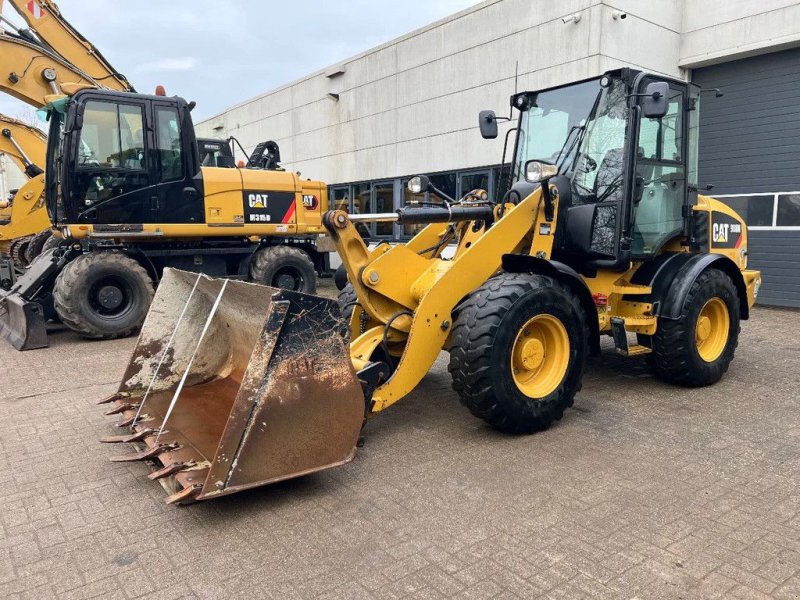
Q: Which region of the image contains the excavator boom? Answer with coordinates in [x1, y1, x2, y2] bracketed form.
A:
[0, 115, 45, 175]
[0, 0, 132, 91]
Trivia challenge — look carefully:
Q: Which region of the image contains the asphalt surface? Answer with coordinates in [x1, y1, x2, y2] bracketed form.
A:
[1, 283, 798, 599]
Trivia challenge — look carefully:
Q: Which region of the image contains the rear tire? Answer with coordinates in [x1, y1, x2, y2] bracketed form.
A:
[647, 268, 740, 387]
[336, 283, 360, 340]
[53, 252, 154, 339]
[448, 273, 588, 434]
[24, 230, 52, 264]
[41, 234, 64, 253]
[249, 245, 316, 293]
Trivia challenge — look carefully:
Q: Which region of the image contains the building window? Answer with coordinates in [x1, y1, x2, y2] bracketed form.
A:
[330, 186, 351, 212]
[458, 171, 490, 200]
[776, 194, 800, 227]
[714, 195, 773, 227]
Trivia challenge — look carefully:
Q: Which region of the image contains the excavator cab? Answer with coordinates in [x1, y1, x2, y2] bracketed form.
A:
[45, 89, 204, 227]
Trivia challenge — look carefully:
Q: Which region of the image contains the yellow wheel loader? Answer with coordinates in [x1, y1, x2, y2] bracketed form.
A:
[97, 69, 760, 504]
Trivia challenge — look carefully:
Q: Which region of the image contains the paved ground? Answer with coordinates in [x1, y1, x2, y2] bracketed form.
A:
[1, 285, 798, 599]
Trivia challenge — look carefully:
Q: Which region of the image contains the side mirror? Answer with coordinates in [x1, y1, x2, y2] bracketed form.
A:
[407, 175, 431, 194]
[478, 110, 498, 139]
[643, 81, 669, 119]
[524, 160, 558, 183]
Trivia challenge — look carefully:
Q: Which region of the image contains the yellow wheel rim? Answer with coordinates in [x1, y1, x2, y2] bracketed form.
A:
[510, 314, 570, 398]
[695, 297, 729, 363]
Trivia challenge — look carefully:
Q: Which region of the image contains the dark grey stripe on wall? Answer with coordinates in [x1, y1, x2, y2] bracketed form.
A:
[693, 47, 800, 196]
[748, 230, 800, 308]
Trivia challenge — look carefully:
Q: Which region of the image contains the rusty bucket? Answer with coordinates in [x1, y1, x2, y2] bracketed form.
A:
[99, 268, 364, 504]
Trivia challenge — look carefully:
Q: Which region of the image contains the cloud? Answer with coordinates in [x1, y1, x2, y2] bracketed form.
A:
[134, 57, 199, 73]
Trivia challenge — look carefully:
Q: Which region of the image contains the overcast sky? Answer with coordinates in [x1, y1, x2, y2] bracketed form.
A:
[0, 0, 479, 122]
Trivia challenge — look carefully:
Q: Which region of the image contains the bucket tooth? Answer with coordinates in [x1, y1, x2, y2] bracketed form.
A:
[99, 428, 156, 444]
[114, 414, 152, 428]
[165, 484, 202, 505]
[104, 402, 138, 416]
[97, 392, 131, 405]
[148, 461, 195, 480]
[110, 443, 179, 463]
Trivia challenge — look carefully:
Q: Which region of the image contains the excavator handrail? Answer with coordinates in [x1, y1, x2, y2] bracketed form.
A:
[0, 0, 133, 92]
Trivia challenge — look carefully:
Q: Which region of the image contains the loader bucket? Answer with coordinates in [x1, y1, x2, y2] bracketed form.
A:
[100, 268, 365, 504]
[0, 293, 47, 350]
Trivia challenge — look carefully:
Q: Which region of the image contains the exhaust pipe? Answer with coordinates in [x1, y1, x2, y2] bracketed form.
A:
[99, 269, 365, 504]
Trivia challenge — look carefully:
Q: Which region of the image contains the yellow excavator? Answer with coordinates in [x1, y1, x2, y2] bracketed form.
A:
[96, 69, 760, 504]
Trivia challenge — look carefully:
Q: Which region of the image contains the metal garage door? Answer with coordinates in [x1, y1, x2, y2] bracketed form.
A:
[693, 48, 800, 308]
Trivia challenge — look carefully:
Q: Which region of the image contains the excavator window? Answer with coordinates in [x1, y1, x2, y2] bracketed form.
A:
[155, 107, 183, 181]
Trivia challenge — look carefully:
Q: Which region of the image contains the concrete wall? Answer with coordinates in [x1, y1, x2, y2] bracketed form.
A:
[195, 0, 685, 185]
[0, 155, 25, 201]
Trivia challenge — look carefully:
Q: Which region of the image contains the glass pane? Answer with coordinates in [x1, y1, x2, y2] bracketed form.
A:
[459, 172, 489, 199]
[777, 194, 800, 226]
[631, 85, 685, 255]
[687, 92, 700, 187]
[715, 196, 773, 226]
[351, 183, 370, 214]
[402, 178, 425, 237]
[374, 183, 394, 237]
[331, 187, 350, 212]
[428, 172, 456, 203]
[79, 101, 120, 167]
[156, 107, 182, 181]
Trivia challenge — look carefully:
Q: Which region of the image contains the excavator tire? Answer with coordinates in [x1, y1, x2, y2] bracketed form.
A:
[448, 272, 588, 434]
[646, 268, 740, 387]
[53, 252, 154, 339]
[249, 245, 316, 293]
[24, 230, 52, 264]
[41, 234, 64, 253]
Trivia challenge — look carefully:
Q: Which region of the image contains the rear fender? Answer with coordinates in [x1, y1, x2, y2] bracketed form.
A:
[632, 253, 749, 320]
[502, 254, 601, 355]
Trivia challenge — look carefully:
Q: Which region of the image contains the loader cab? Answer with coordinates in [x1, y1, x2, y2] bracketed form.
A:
[45, 89, 204, 228]
[504, 69, 699, 274]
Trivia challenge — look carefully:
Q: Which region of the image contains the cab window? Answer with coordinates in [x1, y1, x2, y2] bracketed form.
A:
[156, 107, 183, 181]
[77, 101, 144, 169]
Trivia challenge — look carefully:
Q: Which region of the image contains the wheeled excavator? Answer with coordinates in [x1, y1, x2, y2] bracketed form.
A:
[95, 69, 761, 504]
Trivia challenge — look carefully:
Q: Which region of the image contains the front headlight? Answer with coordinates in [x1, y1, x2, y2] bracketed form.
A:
[524, 160, 558, 183]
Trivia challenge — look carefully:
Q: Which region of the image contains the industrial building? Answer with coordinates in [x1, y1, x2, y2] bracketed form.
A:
[196, 1, 795, 308]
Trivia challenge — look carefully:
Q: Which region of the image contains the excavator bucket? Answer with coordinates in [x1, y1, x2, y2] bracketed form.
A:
[99, 268, 365, 504]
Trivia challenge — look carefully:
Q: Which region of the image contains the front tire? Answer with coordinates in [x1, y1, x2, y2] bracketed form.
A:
[448, 273, 588, 434]
[647, 268, 740, 387]
[53, 252, 154, 339]
[249, 245, 316, 293]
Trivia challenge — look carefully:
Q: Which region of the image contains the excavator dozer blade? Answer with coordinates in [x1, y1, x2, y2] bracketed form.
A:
[0, 250, 62, 350]
[99, 268, 365, 504]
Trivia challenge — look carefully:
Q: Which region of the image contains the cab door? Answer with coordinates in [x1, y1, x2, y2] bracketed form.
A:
[152, 102, 204, 224]
[72, 98, 156, 224]
[630, 78, 689, 256]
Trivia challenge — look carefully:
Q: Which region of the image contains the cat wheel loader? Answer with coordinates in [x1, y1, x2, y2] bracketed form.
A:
[97, 69, 760, 504]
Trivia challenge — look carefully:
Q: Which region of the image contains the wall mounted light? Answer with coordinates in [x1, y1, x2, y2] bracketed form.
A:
[561, 13, 581, 24]
[612, 11, 627, 20]
[326, 93, 340, 102]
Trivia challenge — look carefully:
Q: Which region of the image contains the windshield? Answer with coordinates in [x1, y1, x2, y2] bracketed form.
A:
[512, 79, 601, 182]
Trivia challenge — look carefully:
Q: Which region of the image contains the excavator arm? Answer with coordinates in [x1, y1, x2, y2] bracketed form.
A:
[0, 0, 132, 92]
[0, 114, 45, 176]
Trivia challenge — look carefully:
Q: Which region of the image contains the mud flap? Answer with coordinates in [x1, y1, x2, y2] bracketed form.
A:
[100, 268, 364, 503]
